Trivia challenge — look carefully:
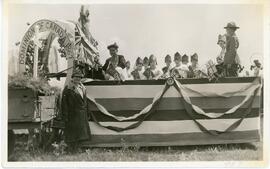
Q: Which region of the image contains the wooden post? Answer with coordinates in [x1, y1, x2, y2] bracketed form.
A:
[33, 25, 40, 79]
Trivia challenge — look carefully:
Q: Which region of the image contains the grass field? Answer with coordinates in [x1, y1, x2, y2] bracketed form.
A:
[10, 141, 262, 161]
[8, 117, 263, 161]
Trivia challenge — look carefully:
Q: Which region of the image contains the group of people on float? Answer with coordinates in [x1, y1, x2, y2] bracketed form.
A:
[87, 43, 206, 81]
[86, 21, 262, 81]
[62, 21, 263, 153]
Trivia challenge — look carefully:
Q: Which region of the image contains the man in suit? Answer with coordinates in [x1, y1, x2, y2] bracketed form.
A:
[223, 22, 240, 77]
[61, 69, 91, 152]
[102, 42, 126, 71]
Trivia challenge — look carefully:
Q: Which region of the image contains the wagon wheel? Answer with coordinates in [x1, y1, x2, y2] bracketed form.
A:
[8, 130, 15, 157]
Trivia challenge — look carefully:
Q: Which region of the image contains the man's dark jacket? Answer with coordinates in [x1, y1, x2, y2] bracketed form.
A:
[224, 34, 239, 64]
[102, 55, 126, 71]
[61, 83, 91, 143]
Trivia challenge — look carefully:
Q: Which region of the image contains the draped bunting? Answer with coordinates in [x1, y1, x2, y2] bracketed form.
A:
[88, 85, 170, 132]
[87, 77, 261, 134]
[87, 84, 169, 121]
[174, 78, 261, 118]
[173, 80, 260, 135]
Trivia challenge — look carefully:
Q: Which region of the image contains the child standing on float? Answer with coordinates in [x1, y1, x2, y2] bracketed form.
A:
[171, 52, 182, 78]
[161, 54, 173, 78]
[131, 57, 146, 80]
[143, 55, 162, 80]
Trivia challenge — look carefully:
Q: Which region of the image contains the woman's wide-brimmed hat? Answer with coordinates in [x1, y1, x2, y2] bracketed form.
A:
[224, 22, 240, 29]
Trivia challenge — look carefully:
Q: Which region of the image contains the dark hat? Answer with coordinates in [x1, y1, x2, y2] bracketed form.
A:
[149, 54, 157, 65]
[181, 54, 189, 62]
[224, 22, 240, 29]
[136, 57, 143, 65]
[174, 52, 180, 56]
[165, 54, 172, 62]
[143, 56, 149, 64]
[191, 53, 198, 61]
[72, 68, 84, 78]
[174, 52, 181, 61]
[107, 42, 119, 50]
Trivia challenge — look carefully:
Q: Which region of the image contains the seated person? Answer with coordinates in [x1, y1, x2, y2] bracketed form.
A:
[143, 55, 162, 80]
[171, 52, 182, 78]
[131, 57, 146, 80]
[105, 57, 125, 81]
[161, 54, 172, 79]
[102, 42, 126, 71]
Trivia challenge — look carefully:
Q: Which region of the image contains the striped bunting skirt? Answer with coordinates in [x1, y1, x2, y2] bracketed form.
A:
[83, 77, 261, 147]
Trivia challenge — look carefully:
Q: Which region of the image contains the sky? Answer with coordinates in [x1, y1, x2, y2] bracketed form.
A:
[8, 3, 264, 71]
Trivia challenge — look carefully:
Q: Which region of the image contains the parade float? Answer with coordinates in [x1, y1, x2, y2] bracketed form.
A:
[8, 6, 262, 153]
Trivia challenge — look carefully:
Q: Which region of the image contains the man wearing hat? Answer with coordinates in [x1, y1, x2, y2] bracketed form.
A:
[61, 68, 91, 152]
[131, 57, 146, 80]
[102, 42, 126, 73]
[223, 22, 240, 77]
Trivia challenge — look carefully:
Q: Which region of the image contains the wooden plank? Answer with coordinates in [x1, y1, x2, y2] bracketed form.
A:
[8, 121, 40, 130]
[8, 89, 36, 122]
